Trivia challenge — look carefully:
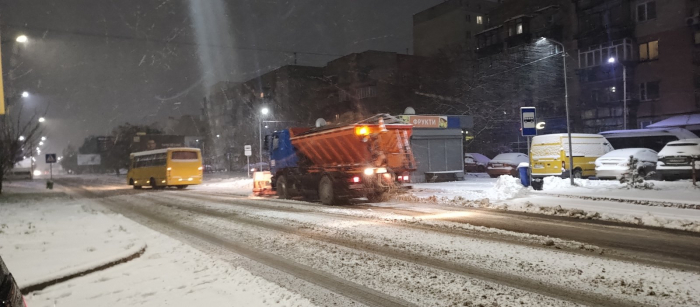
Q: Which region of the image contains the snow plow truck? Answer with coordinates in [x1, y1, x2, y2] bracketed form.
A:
[255, 114, 416, 205]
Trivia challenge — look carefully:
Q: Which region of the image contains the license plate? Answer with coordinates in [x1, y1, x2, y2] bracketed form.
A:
[533, 164, 544, 169]
[668, 159, 687, 163]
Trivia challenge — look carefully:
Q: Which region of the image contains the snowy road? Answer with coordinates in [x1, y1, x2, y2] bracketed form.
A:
[55, 177, 700, 307]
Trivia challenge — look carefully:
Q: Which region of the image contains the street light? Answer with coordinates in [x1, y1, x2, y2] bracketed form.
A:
[38, 117, 45, 123]
[39, 142, 44, 146]
[539, 37, 575, 185]
[41, 136, 46, 141]
[21, 91, 29, 98]
[18, 136, 25, 141]
[15, 35, 28, 43]
[259, 108, 270, 164]
[608, 57, 627, 130]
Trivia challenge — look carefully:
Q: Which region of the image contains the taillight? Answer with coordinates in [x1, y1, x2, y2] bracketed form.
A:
[352, 176, 361, 183]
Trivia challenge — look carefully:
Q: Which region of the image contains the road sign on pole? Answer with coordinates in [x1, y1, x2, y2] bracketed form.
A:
[244, 145, 252, 157]
[45, 154, 57, 164]
[520, 107, 537, 136]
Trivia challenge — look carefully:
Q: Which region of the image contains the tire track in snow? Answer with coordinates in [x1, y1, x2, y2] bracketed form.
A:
[137, 193, 647, 307]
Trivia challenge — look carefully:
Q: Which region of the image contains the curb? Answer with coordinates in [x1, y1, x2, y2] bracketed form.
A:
[21, 245, 147, 295]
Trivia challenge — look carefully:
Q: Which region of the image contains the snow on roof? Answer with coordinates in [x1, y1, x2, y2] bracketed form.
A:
[492, 153, 527, 162]
[647, 114, 700, 129]
[504, 14, 532, 23]
[131, 147, 200, 157]
[659, 139, 700, 156]
[476, 24, 503, 35]
[532, 133, 604, 145]
[600, 127, 698, 139]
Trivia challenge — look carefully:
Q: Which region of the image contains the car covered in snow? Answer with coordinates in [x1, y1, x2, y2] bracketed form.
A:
[656, 138, 700, 180]
[464, 153, 490, 173]
[1, 255, 25, 307]
[486, 153, 529, 178]
[595, 148, 658, 180]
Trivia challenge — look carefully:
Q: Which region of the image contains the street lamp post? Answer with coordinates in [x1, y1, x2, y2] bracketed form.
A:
[541, 37, 575, 185]
[607, 57, 627, 129]
[259, 107, 269, 165]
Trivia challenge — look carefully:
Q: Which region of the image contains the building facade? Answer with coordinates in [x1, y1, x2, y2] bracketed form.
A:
[413, 0, 498, 57]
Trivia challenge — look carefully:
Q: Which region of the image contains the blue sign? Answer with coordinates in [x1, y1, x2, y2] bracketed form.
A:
[45, 154, 57, 164]
[521, 107, 537, 136]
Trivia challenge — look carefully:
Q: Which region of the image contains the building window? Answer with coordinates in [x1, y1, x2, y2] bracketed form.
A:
[466, 30, 472, 40]
[476, 16, 483, 25]
[637, 1, 657, 22]
[466, 14, 471, 22]
[640, 81, 660, 101]
[591, 90, 600, 103]
[357, 86, 377, 100]
[516, 22, 523, 34]
[639, 40, 659, 61]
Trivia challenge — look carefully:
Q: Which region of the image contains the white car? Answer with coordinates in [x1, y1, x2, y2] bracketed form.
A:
[656, 138, 700, 180]
[486, 153, 529, 178]
[595, 148, 657, 180]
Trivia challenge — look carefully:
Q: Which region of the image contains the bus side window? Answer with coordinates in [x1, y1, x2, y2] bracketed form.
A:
[272, 135, 280, 151]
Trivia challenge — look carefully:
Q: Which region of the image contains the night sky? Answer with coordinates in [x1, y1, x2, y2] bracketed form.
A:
[1, 0, 442, 158]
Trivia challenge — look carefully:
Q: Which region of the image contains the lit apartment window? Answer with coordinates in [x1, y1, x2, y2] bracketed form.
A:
[637, 1, 657, 22]
[639, 81, 660, 101]
[516, 22, 523, 34]
[476, 16, 483, 25]
[639, 40, 659, 61]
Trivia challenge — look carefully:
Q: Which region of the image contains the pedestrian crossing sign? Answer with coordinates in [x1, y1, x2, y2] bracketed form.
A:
[45, 154, 57, 164]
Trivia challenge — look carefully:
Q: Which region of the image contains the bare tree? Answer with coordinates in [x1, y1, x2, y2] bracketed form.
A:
[0, 110, 43, 194]
[418, 42, 568, 156]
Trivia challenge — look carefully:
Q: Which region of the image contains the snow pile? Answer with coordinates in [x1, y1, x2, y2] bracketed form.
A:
[195, 177, 253, 195]
[483, 175, 529, 200]
[542, 176, 623, 190]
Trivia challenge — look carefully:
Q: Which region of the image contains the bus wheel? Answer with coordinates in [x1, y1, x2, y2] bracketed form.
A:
[176, 185, 188, 190]
[318, 175, 335, 205]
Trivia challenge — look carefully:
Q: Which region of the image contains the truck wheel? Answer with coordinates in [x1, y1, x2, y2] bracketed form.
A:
[276, 175, 290, 199]
[318, 175, 335, 205]
[367, 192, 389, 202]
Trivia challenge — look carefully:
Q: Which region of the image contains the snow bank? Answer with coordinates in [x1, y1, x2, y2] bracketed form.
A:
[483, 175, 529, 200]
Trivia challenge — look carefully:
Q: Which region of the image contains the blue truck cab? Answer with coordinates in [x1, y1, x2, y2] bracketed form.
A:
[268, 129, 299, 175]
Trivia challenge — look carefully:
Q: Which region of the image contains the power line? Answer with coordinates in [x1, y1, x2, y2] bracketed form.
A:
[0, 23, 344, 58]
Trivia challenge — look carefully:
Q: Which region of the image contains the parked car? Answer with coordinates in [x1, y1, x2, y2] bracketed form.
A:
[486, 153, 529, 178]
[595, 148, 658, 180]
[1, 256, 25, 307]
[656, 138, 700, 181]
[531, 133, 613, 179]
[464, 153, 490, 173]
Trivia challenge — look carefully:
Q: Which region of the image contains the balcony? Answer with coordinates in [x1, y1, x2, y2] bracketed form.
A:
[578, 38, 634, 69]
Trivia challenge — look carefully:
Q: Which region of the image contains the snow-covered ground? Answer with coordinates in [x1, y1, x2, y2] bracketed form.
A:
[0, 180, 315, 307]
[403, 175, 700, 232]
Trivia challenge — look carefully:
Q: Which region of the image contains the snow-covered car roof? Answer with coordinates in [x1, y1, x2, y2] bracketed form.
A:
[492, 153, 528, 162]
[658, 138, 700, 156]
[600, 127, 698, 139]
[465, 153, 490, 163]
[599, 148, 656, 159]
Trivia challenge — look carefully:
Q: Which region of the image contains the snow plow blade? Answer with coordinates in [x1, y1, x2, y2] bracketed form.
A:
[252, 171, 275, 196]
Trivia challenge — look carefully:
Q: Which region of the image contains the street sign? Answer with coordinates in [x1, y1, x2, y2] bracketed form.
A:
[520, 107, 537, 136]
[45, 154, 57, 164]
[244, 145, 252, 157]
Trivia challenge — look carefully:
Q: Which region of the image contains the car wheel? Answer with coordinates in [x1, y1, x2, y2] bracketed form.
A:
[276, 175, 290, 199]
[489, 174, 498, 178]
[318, 175, 335, 205]
[572, 169, 582, 179]
[478, 166, 486, 173]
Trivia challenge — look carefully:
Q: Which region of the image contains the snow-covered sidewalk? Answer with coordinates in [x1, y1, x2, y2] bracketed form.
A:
[402, 176, 700, 232]
[0, 180, 315, 307]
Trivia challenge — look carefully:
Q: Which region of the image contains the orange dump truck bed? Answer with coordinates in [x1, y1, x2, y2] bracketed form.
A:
[290, 124, 416, 173]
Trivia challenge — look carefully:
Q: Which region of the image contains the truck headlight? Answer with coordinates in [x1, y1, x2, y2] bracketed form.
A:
[364, 168, 374, 175]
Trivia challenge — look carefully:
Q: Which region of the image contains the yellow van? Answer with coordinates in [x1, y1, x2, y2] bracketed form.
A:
[127, 148, 203, 189]
[530, 133, 613, 181]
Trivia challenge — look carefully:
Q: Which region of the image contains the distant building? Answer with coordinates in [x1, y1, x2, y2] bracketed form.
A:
[413, 0, 498, 57]
[575, 0, 700, 132]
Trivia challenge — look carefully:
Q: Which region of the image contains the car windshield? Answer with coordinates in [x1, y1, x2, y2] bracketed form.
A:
[3, 2, 700, 306]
